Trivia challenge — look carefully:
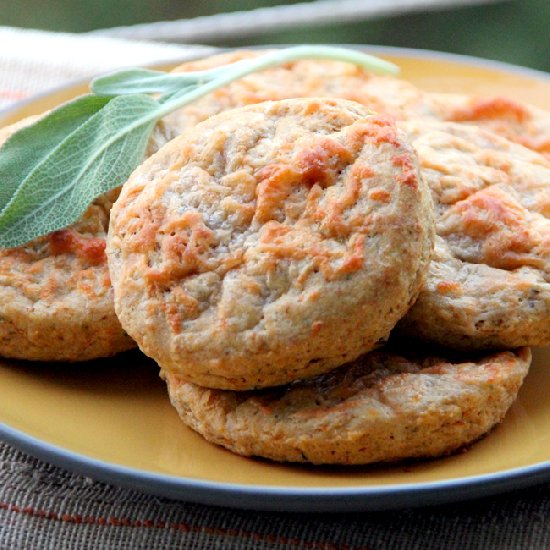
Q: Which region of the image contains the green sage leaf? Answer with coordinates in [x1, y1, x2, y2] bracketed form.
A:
[93, 46, 399, 100]
[0, 94, 160, 248]
[0, 94, 111, 212]
[0, 46, 401, 248]
[91, 68, 223, 96]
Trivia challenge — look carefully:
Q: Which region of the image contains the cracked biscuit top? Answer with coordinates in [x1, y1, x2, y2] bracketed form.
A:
[165, 345, 530, 464]
[108, 98, 433, 389]
[398, 121, 550, 349]
[0, 117, 172, 362]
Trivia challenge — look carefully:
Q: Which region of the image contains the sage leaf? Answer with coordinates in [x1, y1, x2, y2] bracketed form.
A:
[92, 68, 222, 96]
[153, 45, 400, 119]
[0, 46, 400, 248]
[92, 45, 399, 99]
[0, 95, 111, 212]
[0, 94, 160, 248]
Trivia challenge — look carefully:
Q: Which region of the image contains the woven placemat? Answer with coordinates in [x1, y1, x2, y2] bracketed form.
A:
[0, 25, 549, 549]
[1, 445, 550, 549]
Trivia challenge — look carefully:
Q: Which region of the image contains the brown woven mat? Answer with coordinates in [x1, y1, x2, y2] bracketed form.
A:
[1, 444, 550, 549]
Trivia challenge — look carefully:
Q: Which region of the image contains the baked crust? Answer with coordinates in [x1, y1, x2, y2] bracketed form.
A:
[0, 117, 171, 361]
[429, 92, 550, 161]
[165, 345, 531, 465]
[108, 98, 434, 389]
[165, 50, 432, 133]
[167, 50, 550, 159]
[166, 51, 550, 350]
[398, 121, 550, 349]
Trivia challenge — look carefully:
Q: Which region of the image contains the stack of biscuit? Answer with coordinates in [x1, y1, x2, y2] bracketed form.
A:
[2, 51, 548, 465]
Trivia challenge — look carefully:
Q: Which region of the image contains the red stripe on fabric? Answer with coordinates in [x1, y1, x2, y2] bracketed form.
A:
[0, 90, 29, 100]
[0, 501, 371, 549]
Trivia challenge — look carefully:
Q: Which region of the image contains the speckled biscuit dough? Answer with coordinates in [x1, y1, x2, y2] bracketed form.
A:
[164, 345, 530, 465]
[108, 98, 434, 389]
[429, 92, 550, 161]
[167, 50, 550, 159]
[164, 50, 435, 135]
[398, 121, 550, 349]
[0, 117, 171, 361]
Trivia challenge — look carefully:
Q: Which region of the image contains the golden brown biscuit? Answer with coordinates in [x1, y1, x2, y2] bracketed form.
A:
[398, 121, 550, 349]
[0, 117, 171, 361]
[136, 50, 550, 355]
[429, 93, 550, 161]
[167, 50, 550, 160]
[165, 50, 434, 134]
[108, 98, 434, 389]
[165, 345, 530, 465]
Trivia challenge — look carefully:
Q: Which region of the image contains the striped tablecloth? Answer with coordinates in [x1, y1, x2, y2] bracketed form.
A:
[0, 25, 549, 550]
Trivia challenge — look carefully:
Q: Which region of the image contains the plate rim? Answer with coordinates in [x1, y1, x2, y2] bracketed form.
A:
[3, 419, 550, 512]
[1, 45, 549, 512]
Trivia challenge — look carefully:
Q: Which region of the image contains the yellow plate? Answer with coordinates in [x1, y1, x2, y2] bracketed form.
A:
[0, 47, 549, 512]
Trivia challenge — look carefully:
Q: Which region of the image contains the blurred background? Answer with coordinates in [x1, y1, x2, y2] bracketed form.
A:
[2, 0, 549, 72]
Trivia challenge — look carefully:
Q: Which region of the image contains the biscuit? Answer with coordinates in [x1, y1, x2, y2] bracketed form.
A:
[165, 50, 433, 134]
[429, 92, 550, 161]
[398, 121, 550, 349]
[108, 98, 434, 389]
[0, 117, 172, 361]
[167, 50, 550, 160]
[164, 345, 530, 465]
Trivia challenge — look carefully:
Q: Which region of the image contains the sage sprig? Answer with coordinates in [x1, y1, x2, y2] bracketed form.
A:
[0, 46, 398, 248]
